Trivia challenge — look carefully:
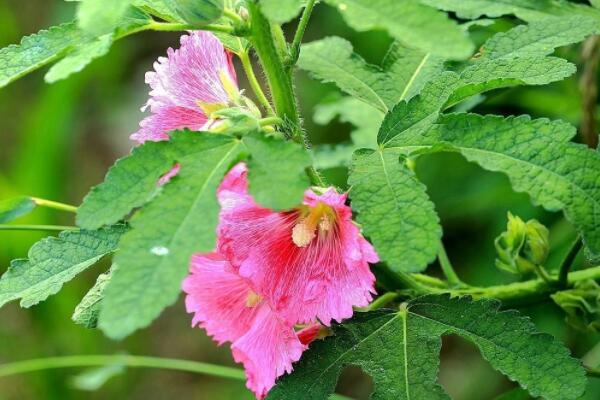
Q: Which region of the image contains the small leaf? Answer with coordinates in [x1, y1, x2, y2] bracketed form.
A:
[269, 295, 586, 400]
[260, 0, 305, 23]
[348, 149, 441, 273]
[70, 363, 125, 391]
[0, 196, 36, 223]
[72, 268, 113, 328]
[323, 0, 474, 60]
[98, 132, 242, 339]
[243, 133, 311, 210]
[45, 34, 113, 83]
[0, 225, 126, 308]
[77, 0, 133, 36]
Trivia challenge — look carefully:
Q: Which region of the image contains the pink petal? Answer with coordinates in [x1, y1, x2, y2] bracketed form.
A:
[231, 305, 305, 399]
[131, 106, 208, 143]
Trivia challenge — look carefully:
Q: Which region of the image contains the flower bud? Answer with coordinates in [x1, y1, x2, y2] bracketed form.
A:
[494, 212, 549, 275]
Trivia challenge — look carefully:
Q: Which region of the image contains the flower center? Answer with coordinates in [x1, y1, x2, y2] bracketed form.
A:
[245, 290, 263, 308]
[291, 203, 335, 247]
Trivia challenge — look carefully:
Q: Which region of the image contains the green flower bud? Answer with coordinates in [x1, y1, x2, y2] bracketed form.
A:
[494, 212, 549, 275]
[551, 280, 600, 333]
[165, 0, 224, 26]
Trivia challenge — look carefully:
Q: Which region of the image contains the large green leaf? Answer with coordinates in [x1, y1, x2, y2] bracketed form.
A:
[243, 133, 311, 210]
[389, 113, 600, 258]
[323, 0, 473, 60]
[480, 16, 599, 60]
[269, 295, 586, 400]
[0, 196, 36, 223]
[0, 225, 125, 308]
[298, 37, 443, 112]
[260, 0, 304, 23]
[98, 132, 242, 339]
[348, 149, 441, 273]
[77, 0, 133, 36]
[420, 0, 600, 22]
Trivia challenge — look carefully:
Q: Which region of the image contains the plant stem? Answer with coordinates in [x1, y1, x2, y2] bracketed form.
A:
[239, 50, 275, 115]
[580, 35, 600, 148]
[437, 243, 463, 287]
[558, 237, 583, 288]
[364, 292, 399, 311]
[247, 1, 301, 140]
[148, 22, 235, 34]
[585, 365, 600, 378]
[289, 0, 317, 65]
[0, 224, 77, 232]
[223, 8, 244, 24]
[31, 197, 77, 213]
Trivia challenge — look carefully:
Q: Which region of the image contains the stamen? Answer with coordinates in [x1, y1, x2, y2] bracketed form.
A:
[292, 221, 316, 247]
[291, 203, 335, 247]
[245, 290, 262, 307]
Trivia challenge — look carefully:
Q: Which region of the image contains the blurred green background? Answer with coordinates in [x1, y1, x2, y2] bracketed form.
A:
[1, 1, 600, 399]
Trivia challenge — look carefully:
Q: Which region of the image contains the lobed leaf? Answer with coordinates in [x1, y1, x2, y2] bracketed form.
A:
[348, 148, 441, 273]
[260, 0, 305, 23]
[269, 295, 586, 400]
[0, 196, 36, 223]
[243, 133, 311, 210]
[392, 113, 600, 258]
[323, 0, 473, 60]
[98, 132, 242, 339]
[0, 225, 126, 308]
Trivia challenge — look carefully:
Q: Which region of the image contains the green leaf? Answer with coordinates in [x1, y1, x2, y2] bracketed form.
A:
[133, 0, 184, 21]
[243, 134, 311, 210]
[0, 196, 36, 223]
[480, 16, 599, 60]
[77, 0, 133, 36]
[348, 149, 441, 273]
[446, 56, 576, 107]
[420, 0, 599, 22]
[377, 72, 460, 147]
[323, 0, 473, 60]
[269, 295, 586, 400]
[260, 0, 304, 23]
[45, 34, 113, 83]
[98, 132, 242, 339]
[0, 225, 126, 308]
[161, 0, 224, 26]
[392, 113, 600, 258]
[0, 22, 85, 88]
[298, 37, 443, 112]
[70, 363, 125, 391]
[72, 268, 113, 329]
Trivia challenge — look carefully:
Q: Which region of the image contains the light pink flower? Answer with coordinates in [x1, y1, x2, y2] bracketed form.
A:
[182, 253, 305, 399]
[216, 163, 378, 326]
[132, 31, 238, 143]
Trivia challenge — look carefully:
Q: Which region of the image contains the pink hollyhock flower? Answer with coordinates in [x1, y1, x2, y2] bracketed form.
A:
[182, 253, 307, 399]
[216, 163, 379, 326]
[132, 31, 238, 143]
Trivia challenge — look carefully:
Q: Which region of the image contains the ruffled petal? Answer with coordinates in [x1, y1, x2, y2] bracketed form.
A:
[182, 253, 259, 344]
[131, 106, 207, 143]
[231, 305, 305, 399]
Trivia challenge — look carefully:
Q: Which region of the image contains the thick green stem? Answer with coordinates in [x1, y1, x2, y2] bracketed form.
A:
[437, 243, 463, 287]
[247, 1, 301, 140]
[259, 116, 282, 127]
[558, 237, 583, 288]
[0, 224, 77, 232]
[31, 197, 77, 213]
[364, 292, 399, 311]
[289, 0, 317, 65]
[239, 50, 275, 115]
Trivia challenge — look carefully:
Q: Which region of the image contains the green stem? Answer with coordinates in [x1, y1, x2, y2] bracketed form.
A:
[239, 50, 275, 115]
[412, 273, 448, 289]
[148, 22, 234, 34]
[365, 292, 399, 311]
[585, 365, 600, 378]
[437, 243, 463, 287]
[289, 0, 317, 65]
[223, 8, 244, 24]
[307, 166, 326, 186]
[247, 1, 301, 139]
[0, 224, 77, 232]
[31, 197, 77, 213]
[558, 237, 583, 288]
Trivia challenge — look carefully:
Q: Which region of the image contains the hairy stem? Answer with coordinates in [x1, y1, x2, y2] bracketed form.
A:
[558, 237, 583, 288]
[0, 224, 77, 232]
[259, 116, 283, 127]
[31, 197, 77, 213]
[580, 35, 600, 148]
[288, 0, 317, 66]
[247, 1, 301, 140]
[239, 50, 275, 115]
